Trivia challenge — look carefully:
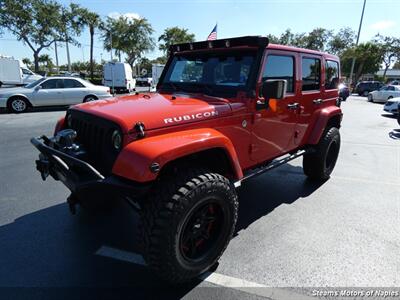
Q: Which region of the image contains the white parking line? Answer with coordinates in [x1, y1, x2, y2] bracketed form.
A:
[96, 245, 315, 300]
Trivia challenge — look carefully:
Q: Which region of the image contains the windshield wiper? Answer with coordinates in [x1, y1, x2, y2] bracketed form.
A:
[161, 82, 178, 91]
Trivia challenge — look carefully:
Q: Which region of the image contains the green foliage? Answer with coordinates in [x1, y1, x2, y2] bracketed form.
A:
[38, 54, 54, 70]
[158, 26, 195, 54]
[328, 27, 356, 56]
[102, 16, 155, 67]
[341, 42, 384, 82]
[0, 0, 83, 72]
[267, 28, 334, 51]
[75, 6, 102, 79]
[373, 34, 400, 78]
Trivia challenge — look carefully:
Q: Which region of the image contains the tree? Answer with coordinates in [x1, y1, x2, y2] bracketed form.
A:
[393, 60, 400, 69]
[102, 16, 155, 68]
[373, 35, 400, 79]
[301, 28, 333, 51]
[328, 27, 356, 57]
[158, 26, 195, 54]
[76, 8, 102, 79]
[38, 54, 53, 70]
[0, 0, 66, 72]
[341, 42, 384, 82]
[22, 57, 33, 69]
[266, 33, 280, 44]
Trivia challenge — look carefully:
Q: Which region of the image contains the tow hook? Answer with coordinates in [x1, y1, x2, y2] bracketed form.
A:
[67, 193, 79, 215]
[35, 154, 50, 181]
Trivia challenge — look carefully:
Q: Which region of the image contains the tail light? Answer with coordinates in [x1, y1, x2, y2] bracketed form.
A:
[107, 89, 110, 94]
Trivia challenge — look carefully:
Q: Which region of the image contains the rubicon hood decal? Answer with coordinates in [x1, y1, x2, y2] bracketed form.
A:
[164, 110, 219, 124]
[73, 93, 231, 133]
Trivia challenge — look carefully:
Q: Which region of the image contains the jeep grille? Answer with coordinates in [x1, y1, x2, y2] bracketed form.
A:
[68, 110, 121, 175]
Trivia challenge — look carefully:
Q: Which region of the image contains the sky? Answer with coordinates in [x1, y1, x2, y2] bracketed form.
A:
[0, 0, 399, 67]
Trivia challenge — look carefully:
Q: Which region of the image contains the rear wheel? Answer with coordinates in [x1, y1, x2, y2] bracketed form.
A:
[303, 127, 341, 181]
[8, 97, 29, 113]
[362, 90, 369, 97]
[83, 95, 98, 102]
[141, 169, 238, 283]
[368, 94, 373, 102]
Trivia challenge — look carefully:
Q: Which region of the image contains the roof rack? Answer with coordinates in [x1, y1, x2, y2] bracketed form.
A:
[169, 36, 269, 53]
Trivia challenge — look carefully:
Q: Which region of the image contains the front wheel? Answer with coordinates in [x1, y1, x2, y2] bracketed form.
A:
[141, 169, 238, 283]
[303, 127, 341, 181]
[8, 97, 29, 113]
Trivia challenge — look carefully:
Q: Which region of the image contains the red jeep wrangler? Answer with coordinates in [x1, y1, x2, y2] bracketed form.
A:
[31, 36, 342, 283]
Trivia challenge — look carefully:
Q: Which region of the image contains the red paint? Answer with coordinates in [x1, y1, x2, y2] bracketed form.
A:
[63, 41, 342, 183]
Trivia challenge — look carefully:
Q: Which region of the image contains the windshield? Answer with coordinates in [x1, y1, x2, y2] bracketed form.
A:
[160, 50, 257, 96]
[25, 78, 46, 88]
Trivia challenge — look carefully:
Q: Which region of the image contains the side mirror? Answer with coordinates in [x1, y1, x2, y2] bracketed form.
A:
[262, 79, 287, 100]
[35, 85, 41, 91]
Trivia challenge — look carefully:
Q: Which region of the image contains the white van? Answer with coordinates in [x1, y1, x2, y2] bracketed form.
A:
[103, 62, 136, 93]
[0, 56, 42, 87]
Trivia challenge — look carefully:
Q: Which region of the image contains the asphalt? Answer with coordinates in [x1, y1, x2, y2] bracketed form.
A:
[0, 95, 399, 299]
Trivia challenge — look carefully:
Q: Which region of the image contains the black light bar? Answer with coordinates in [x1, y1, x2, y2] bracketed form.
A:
[169, 36, 269, 53]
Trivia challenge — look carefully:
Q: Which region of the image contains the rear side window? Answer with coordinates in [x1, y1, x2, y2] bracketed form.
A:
[262, 55, 294, 93]
[302, 57, 321, 91]
[325, 60, 339, 89]
[64, 79, 85, 88]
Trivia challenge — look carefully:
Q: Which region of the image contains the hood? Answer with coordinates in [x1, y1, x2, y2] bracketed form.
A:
[0, 87, 33, 96]
[72, 92, 232, 133]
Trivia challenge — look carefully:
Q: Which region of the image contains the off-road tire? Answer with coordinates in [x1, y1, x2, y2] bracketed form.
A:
[303, 127, 340, 181]
[141, 169, 238, 283]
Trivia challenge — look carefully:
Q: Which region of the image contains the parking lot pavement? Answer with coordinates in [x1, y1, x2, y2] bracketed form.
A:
[0, 95, 399, 299]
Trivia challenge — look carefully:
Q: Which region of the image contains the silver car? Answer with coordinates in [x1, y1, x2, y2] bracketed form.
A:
[0, 77, 112, 113]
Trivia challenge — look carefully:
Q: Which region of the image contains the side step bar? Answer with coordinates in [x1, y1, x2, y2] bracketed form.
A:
[234, 149, 309, 188]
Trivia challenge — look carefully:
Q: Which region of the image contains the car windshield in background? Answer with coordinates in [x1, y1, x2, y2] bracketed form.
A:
[25, 78, 46, 89]
[161, 51, 256, 95]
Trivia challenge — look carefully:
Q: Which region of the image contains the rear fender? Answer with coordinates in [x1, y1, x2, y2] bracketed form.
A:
[112, 128, 243, 183]
[306, 106, 343, 145]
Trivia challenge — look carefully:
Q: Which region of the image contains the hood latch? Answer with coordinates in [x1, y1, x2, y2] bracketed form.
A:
[133, 122, 146, 139]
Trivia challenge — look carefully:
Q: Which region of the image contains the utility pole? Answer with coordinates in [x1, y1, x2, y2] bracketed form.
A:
[54, 41, 59, 73]
[66, 37, 71, 72]
[349, 0, 366, 85]
[109, 30, 115, 96]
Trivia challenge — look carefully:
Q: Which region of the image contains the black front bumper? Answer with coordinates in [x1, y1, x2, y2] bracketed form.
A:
[31, 136, 151, 208]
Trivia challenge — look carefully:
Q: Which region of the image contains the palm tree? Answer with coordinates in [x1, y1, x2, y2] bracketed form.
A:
[38, 54, 53, 71]
[78, 9, 102, 79]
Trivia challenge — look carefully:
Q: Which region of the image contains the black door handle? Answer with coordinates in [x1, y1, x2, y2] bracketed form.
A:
[287, 103, 299, 110]
[313, 99, 323, 105]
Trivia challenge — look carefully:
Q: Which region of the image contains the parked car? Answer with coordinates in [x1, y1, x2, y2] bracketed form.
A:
[368, 85, 400, 103]
[383, 97, 400, 114]
[0, 77, 112, 113]
[338, 83, 350, 101]
[389, 80, 399, 85]
[31, 36, 343, 284]
[355, 81, 383, 96]
[0, 56, 42, 87]
[103, 62, 136, 93]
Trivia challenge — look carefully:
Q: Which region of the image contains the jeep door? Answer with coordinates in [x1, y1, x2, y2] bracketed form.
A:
[250, 51, 299, 162]
[294, 55, 323, 145]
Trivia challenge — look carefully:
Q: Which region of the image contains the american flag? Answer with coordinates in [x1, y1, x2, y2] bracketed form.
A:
[207, 24, 217, 40]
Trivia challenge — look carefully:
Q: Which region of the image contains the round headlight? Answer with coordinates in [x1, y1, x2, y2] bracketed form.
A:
[67, 114, 73, 128]
[111, 130, 122, 150]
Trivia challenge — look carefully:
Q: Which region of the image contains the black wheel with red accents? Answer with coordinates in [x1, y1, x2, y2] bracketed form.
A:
[141, 169, 238, 283]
